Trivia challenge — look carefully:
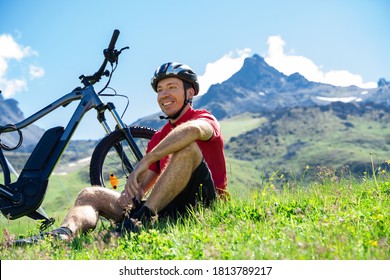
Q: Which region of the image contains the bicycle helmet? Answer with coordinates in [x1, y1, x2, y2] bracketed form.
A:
[151, 62, 200, 95]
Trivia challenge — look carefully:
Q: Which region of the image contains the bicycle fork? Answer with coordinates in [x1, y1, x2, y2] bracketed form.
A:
[97, 102, 143, 173]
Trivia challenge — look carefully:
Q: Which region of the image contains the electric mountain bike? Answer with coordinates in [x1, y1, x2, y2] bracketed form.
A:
[0, 29, 156, 230]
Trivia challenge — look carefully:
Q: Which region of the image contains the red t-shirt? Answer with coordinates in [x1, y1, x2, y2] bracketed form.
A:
[146, 107, 228, 195]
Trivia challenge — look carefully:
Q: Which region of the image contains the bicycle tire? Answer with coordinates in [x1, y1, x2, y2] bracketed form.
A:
[89, 126, 156, 190]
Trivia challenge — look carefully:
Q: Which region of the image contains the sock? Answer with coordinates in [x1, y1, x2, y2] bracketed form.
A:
[52, 226, 73, 237]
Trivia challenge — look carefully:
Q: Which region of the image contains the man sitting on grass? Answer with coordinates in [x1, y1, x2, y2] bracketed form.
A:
[14, 62, 228, 245]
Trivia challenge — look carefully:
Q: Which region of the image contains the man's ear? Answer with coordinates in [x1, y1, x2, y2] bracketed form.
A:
[186, 87, 195, 98]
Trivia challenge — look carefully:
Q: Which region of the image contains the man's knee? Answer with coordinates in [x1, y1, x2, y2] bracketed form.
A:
[172, 142, 203, 167]
[75, 187, 100, 206]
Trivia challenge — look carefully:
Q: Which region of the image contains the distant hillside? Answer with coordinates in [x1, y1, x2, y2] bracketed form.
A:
[224, 102, 390, 178]
[2, 139, 98, 174]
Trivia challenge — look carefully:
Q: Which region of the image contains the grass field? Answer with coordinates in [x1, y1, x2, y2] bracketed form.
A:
[1, 155, 389, 260]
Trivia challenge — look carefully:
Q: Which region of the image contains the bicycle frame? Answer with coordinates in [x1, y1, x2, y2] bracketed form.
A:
[0, 83, 143, 227]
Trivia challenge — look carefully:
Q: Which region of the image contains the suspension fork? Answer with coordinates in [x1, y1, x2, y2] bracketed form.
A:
[96, 102, 143, 173]
[0, 149, 11, 186]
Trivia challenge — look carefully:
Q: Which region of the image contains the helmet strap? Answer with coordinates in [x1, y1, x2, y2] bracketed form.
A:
[159, 98, 192, 120]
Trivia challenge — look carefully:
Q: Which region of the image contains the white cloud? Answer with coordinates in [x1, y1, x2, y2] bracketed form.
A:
[264, 35, 376, 89]
[29, 65, 45, 79]
[0, 34, 34, 59]
[0, 34, 43, 98]
[198, 48, 251, 94]
[0, 79, 27, 98]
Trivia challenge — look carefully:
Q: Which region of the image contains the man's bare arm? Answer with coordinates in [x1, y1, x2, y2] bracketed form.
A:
[142, 119, 213, 167]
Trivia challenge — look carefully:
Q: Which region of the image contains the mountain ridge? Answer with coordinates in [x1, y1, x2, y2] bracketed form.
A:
[133, 54, 389, 130]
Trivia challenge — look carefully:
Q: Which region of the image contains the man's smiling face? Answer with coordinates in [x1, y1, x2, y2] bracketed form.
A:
[157, 77, 186, 117]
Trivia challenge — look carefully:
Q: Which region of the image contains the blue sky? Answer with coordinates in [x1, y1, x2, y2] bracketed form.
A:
[1, 0, 389, 139]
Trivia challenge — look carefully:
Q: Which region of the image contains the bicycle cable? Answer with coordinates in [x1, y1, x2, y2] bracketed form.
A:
[100, 88, 130, 119]
[97, 62, 116, 95]
[98, 52, 130, 119]
[0, 124, 23, 151]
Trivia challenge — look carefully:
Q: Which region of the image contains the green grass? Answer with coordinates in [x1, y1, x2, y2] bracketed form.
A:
[1, 159, 389, 260]
[220, 113, 266, 142]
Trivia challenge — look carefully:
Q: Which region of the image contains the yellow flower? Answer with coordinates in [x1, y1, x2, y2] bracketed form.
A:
[376, 214, 384, 221]
[305, 165, 310, 170]
[368, 240, 378, 247]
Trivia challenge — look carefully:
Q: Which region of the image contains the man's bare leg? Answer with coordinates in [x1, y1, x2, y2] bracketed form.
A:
[60, 187, 124, 237]
[144, 142, 203, 213]
[12, 187, 124, 245]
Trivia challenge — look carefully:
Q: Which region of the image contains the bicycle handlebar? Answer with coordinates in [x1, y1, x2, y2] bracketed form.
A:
[80, 29, 121, 86]
[108, 29, 120, 51]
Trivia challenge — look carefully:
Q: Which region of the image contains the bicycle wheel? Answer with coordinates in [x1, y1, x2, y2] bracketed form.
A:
[89, 126, 156, 190]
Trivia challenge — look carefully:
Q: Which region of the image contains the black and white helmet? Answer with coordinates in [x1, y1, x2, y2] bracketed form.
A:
[151, 62, 199, 95]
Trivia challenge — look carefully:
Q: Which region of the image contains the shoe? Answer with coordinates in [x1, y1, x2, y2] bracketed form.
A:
[114, 218, 142, 236]
[13, 227, 72, 247]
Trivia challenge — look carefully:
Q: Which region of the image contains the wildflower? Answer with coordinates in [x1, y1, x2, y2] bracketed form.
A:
[368, 240, 378, 247]
[305, 165, 310, 170]
[252, 192, 258, 200]
[374, 214, 384, 221]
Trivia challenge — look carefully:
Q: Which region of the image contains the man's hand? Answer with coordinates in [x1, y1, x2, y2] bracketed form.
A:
[117, 160, 148, 209]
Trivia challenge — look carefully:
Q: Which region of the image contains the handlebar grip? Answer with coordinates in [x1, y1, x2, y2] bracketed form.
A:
[108, 29, 120, 50]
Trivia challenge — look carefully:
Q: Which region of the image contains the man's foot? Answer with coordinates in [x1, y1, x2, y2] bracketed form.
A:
[13, 227, 72, 247]
[114, 206, 156, 237]
[114, 218, 142, 236]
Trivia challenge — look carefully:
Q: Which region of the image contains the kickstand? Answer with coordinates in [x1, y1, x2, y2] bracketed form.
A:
[39, 217, 56, 231]
[27, 210, 56, 231]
